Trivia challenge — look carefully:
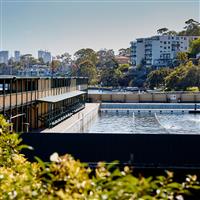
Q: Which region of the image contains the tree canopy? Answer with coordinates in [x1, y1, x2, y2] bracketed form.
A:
[74, 48, 98, 66]
[165, 61, 200, 90]
[190, 38, 200, 57]
[147, 68, 172, 89]
[179, 19, 200, 36]
[78, 60, 98, 85]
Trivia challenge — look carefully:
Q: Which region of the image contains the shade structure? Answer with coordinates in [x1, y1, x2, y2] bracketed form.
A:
[37, 90, 86, 103]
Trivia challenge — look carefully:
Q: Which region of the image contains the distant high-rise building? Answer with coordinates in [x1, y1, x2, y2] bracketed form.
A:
[38, 50, 52, 64]
[130, 35, 200, 67]
[14, 51, 20, 62]
[0, 51, 9, 64]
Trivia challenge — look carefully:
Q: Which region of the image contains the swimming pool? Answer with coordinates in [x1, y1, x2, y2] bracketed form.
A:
[83, 112, 200, 134]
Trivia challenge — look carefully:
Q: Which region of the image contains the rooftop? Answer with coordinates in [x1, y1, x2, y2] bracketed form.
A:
[0, 75, 88, 80]
[37, 90, 86, 103]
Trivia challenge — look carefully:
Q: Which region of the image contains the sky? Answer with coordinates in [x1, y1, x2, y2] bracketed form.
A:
[0, 0, 200, 57]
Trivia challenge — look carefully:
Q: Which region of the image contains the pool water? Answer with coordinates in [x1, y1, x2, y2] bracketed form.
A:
[83, 112, 200, 134]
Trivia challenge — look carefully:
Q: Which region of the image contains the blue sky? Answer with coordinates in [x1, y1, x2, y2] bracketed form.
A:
[0, 0, 199, 57]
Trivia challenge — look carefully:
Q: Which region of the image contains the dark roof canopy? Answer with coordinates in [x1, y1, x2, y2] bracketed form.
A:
[37, 90, 86, 103]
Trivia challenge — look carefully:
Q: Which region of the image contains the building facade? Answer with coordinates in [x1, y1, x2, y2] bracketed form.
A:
[38, 50, 52, 64]
[130, 35, 200, 67]
[0, 76, 88, 132]
[14, 51, 20, 62]
[0, 51, 9, 64]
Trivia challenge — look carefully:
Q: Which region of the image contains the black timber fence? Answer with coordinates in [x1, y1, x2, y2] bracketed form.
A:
[21, 133, 200, 170]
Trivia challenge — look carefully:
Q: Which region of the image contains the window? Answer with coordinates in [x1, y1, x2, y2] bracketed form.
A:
[164, 47, 166, 49]
[168, 46, 170, 49]
[168, 41, 170, 44]
[160, 46, 162, 48]
[164, 41, 167, 44]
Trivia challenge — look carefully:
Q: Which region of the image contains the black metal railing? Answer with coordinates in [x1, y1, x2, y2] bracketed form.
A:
[39, 102, 85, 128]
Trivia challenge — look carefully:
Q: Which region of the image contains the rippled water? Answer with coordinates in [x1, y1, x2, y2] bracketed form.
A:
[83, 112, 200, 134]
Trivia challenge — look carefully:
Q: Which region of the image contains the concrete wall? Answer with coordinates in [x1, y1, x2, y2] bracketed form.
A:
[66, 104, 99, 133]
[88, 93, 200, 103]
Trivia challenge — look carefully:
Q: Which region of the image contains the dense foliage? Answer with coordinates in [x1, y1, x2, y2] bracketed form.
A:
[146, 60, 200, 91]
[0, 115, 200, 199]
[165, 61, 200, 91]
[147, 68, 172, 89]
[190, 38, 200, 57]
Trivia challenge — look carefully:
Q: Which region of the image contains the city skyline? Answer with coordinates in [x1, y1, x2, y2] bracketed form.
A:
[0, 0, 199, 57]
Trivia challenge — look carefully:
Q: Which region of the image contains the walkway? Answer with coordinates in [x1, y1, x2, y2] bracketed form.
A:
[41, 103, 99, 133]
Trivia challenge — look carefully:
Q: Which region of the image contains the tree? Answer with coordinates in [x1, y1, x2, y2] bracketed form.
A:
[178, 19, 200, 36]
[147, 68, 172, 89]
[118, 48, 130, 56]
[61, 52, 72, 64]
[69, 63, 79, 76]
[189, 38, 200, 57]
[127, 58, 150, 88]
[51, 60, 61, 75]
[20, 54, 33, 69]
[165, 61, 200, 90]
[157, 28, 169, 35]
[118, 64, 130, 73]
[78, 60, 98, 85]
[104, 58, 118, 69]
[96, 49, 115, 69]
[100, 67, 120, 87]
[157, 19, 200, 37]
[176, 52, 188, 64]
[74, 48, 97, 66]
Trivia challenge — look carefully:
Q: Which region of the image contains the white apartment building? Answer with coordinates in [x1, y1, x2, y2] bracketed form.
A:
[38, 50, 52, 64]
[130, 35, 200, 67]
[0, 51, 9, 64]
[14, 51, 20, 62]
